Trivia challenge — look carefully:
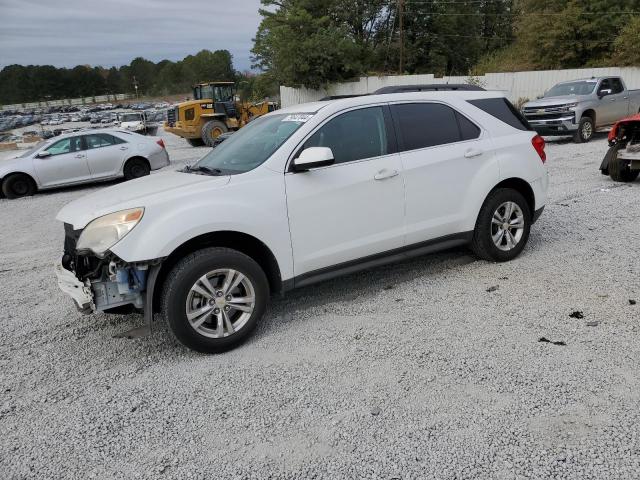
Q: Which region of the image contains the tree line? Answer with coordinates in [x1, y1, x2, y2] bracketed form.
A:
[252, 0, 640, 89]
[0, 49, 240, 105]
[2, 0, 640, 104]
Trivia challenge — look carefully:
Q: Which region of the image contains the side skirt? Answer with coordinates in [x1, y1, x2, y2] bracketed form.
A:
[284, 231, 473, 292]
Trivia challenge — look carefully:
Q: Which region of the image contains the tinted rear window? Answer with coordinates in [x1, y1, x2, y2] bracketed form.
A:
[468, 98, 532, 131]
[456, 111, 481, 140]
[391, 103, 461, 150]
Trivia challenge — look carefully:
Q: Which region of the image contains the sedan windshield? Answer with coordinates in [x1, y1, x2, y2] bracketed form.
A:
[545, 81, 596, 97]
[192, 113, 312, 175]
[18, 141, 46, 158]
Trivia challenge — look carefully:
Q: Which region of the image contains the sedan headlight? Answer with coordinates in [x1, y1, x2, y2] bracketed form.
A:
[77, 208, 144, 256]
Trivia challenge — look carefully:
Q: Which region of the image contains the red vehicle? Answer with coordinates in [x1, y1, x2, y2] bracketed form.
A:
[600, 114, 640, 182]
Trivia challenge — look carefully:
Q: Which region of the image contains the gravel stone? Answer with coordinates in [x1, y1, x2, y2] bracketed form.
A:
[1, 132, 640, 479]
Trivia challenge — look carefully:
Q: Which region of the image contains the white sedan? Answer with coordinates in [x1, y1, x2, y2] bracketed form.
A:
[0, 129, 170, 199]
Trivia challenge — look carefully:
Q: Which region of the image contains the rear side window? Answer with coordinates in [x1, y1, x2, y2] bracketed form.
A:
[456, 112, 481, 140]
[468, 98, 532, 131]
[391, 103, 461, 150]
[85, 133, 125, 149]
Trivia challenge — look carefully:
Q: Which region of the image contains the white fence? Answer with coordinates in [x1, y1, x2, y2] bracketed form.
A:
[280, 67, 640, 107]
[1, 93, 133, 111]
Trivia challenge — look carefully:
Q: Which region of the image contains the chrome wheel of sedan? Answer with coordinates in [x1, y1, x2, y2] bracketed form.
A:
[185, 269, 255, 338]
[491, 201, 525, 251]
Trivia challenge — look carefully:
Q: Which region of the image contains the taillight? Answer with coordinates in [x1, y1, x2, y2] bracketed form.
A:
[531, 135, 546, 163]
[156, 138, 165, 149]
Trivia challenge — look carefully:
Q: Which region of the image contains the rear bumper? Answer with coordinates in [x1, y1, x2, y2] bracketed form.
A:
[149, 149, 170, 170]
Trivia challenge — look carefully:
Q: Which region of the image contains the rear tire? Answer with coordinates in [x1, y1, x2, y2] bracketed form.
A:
[186, 138, 205, 147]
[573, 117, 594, 143]
[471, 188, 532, 262]
[123, 157, 150, 180]
[161, 247, 269, 353]
[609, 145, 640, 182]
[1, 173, 36, 199]
[201, 120, 228, 147]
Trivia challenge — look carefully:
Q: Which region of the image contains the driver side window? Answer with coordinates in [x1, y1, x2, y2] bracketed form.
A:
[303, 107, 388, 164]
[45, 137, 83, 156]
[599, 79, 611, 93]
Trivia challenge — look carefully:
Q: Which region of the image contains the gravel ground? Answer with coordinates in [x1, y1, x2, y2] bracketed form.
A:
[1, 130, 639, 479]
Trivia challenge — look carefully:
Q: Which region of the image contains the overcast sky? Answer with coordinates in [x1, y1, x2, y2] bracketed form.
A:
[0, 0, 262, 70]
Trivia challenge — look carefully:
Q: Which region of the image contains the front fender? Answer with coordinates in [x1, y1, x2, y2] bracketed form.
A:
[110, 172, 294, 281]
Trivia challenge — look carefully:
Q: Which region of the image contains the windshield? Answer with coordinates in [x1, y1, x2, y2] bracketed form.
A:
[192, 113, 312, 175]
[19, 141, 46, 158]
[545, 81, 596, 97]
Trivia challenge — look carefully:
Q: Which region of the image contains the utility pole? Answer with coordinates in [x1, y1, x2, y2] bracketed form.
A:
[132, 76, 139, 99]
[398, 0, 404, 74]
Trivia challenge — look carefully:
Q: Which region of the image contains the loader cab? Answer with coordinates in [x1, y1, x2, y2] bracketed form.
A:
[193, 82, 235, 102]
[193, 82, 237, 118]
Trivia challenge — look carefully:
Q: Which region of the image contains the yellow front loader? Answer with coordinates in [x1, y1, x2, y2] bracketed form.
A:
[164, 82, 278, 147]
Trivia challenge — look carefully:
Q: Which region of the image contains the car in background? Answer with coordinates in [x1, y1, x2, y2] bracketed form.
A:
[0, 129, 169, 199]
[600, 113, 640, 182]
[55, 90, 548, 353]
[522, 76, 640, 143]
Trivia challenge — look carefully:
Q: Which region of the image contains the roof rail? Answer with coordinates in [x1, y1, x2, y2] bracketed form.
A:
[373, 84, 485, 94]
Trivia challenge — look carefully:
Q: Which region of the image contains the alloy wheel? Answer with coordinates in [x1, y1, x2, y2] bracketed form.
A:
[491, 201, 525, 251]
[185, 269, 255, 338]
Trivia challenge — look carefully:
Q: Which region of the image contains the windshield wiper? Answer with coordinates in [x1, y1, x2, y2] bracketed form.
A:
[183, 165, 223, 175]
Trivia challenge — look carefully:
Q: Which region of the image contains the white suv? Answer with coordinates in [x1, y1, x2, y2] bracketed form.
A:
[56, 91, 548, 353]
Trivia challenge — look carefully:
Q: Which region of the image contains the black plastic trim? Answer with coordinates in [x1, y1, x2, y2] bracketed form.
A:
[283, 231, 473, 292]
[532, 206, 545, 224]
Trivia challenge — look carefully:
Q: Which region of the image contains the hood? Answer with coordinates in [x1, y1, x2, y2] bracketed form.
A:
[121, 121, 144, 129]
[56, 170, 230, 229]
[524, 95, 585, 108]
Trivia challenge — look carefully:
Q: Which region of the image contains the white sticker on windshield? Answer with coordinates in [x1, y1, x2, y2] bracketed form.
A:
[282, 114, 313, 123]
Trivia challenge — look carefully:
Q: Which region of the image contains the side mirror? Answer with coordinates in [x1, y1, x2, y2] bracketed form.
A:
[36, 151, 51, 158]
[292, 147, 334, 172]
[598, 89, 612, 98]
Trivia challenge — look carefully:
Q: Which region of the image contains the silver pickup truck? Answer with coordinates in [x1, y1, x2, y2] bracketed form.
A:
[522, 76, 640, 143]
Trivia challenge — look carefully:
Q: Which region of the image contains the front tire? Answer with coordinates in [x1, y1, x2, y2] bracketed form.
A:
[2, 173, 36, 199]
[573, 117, 594, 143]
[161, 247, 269, 353]
[201, 120, 228, 147]
[471, 188, 532, 262]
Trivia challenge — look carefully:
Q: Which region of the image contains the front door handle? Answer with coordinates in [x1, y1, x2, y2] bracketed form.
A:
[75, 154, 85, 158]
[464, 148, 483, 158]
[374, 169, 399, 181]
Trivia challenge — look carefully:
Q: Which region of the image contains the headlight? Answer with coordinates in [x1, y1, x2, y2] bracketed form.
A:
[559, 103, 578, 112]
[76, 208, 144, 256]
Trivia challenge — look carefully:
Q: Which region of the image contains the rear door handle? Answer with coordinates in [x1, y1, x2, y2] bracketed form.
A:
[119, 146, 128, 150]
[374, 169, 399, 181]
[464, 148, 483, 158]
[75, 154, 85, 158]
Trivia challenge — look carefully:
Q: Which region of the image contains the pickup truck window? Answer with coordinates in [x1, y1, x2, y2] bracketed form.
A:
[611, 78, 624, 94]
[546, 81, 596, 97]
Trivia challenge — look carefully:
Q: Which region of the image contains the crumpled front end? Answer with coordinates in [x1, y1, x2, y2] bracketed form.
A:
[56, 223, 155, 314]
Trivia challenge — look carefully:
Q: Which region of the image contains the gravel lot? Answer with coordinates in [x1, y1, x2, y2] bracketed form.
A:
[1, 130, 639, 479]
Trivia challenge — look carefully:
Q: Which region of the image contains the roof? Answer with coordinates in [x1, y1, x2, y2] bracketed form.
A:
[277, 89, 507, 114]
[195, 81, 235, 86]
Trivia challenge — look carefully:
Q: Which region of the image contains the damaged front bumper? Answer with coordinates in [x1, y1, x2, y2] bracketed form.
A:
[55, 262, 94, 313]
[56, 222, 162, 319]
